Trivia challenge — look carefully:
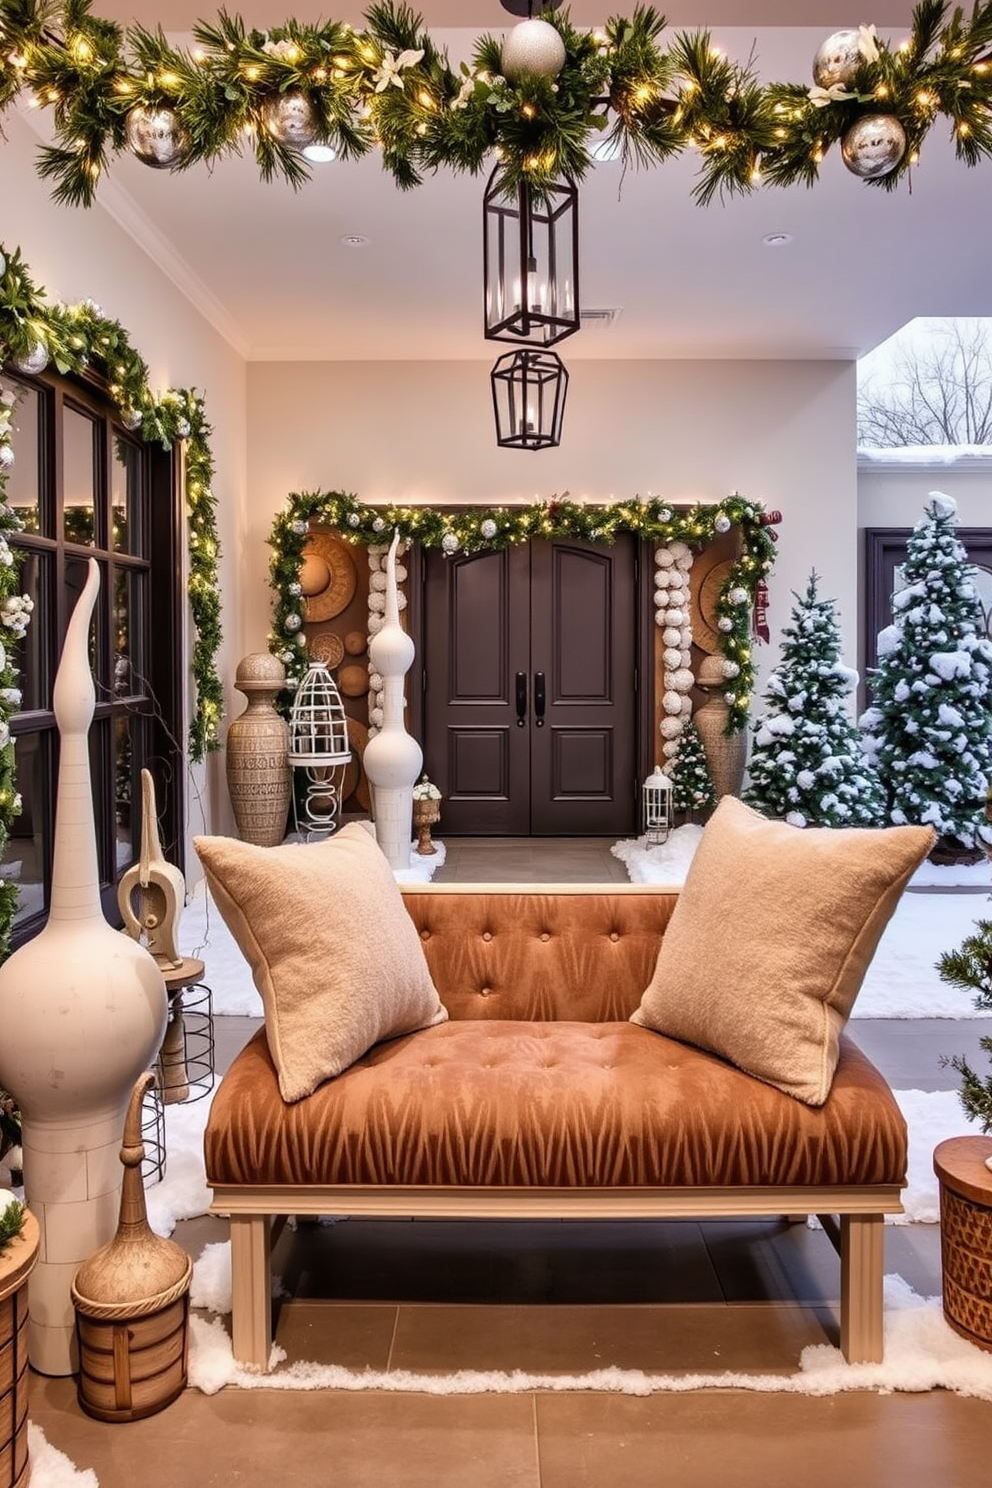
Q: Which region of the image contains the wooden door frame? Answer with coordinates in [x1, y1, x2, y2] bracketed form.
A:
[406, 529, 656, 828]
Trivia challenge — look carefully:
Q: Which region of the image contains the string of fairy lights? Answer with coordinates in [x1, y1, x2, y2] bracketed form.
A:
[0, 2, 991, 206]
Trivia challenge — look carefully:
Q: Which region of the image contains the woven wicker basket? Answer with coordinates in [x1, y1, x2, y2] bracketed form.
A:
[934, 1136, 992, 1353]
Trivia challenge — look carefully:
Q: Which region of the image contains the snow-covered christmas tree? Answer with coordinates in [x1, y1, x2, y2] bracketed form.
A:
[744, 573, 885, 828]
[860, 492, 992, 859]
[669, 720, 716, 818]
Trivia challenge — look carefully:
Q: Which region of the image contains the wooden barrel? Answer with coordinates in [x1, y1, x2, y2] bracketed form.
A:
[0, 1210, 40, 1488]
[74, 1291, 190, 1422]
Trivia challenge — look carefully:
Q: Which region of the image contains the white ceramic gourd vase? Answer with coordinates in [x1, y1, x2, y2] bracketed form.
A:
[362, 530, 422, 870]
[0, 558, 168, 1375]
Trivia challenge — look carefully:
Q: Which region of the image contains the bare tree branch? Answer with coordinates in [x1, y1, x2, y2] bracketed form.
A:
[858, 320, 992, 446]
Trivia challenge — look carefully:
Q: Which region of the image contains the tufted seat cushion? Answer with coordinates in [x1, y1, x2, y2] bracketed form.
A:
[205, 1021, 907, 1190]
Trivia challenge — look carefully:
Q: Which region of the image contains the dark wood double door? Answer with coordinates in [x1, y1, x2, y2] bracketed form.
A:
[421, 536, 643, 836]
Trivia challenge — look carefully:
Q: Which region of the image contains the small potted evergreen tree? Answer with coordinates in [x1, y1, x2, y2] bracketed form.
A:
[932, 922, 992, 1352]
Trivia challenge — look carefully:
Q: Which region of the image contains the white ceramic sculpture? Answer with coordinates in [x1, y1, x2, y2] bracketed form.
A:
[0, 558, 168, 1374]
[362, 530, 422, 870]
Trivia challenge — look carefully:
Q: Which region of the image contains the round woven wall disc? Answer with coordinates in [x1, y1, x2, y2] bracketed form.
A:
[308, 631, 345, 669]
[344, 629, 367, 657]
[691, 558, 734, 655]
[338, 663, 370, 698]
[301, 530, 357, 622]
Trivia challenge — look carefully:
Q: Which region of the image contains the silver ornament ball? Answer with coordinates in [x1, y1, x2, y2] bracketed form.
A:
[261, 89, 319, 152]
[120, 408, 143, 431]
[12, 342, 49, 376]
[501, 19, 567, 82]
[441, 532, 460, 555]
[812, 30, 862, 89]
[125, 104, 191, 169]
[0, 445, 14, 470]
[841, 113, 907, 179]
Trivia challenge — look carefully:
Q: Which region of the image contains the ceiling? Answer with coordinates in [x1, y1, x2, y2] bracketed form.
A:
[41, 2, 992, 361]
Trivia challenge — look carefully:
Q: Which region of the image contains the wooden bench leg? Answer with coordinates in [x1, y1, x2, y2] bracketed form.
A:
[229, 1214, 272, 1370]
[839, 1213, 884, 1364]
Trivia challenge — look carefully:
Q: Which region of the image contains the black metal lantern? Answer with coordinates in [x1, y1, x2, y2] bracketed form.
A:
[490, 348, 569, 451]
[483, 169, 580, 346]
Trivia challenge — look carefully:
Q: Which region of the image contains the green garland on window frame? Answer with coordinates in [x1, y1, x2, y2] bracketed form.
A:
[0, 1, 990, 207]
[267, 487, 778, 732]
[0, 240, 224, 952]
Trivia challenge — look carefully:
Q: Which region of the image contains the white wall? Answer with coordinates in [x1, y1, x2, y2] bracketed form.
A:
[2, 111, 248, 848]
[246, 356, 860, 695]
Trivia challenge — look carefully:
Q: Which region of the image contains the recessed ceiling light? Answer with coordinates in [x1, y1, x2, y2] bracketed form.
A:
[339, 234, 370, 248]
[762, 231, 793, 247]
[302, 143, 336, 164]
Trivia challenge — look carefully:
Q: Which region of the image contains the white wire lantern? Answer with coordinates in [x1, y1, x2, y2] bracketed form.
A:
[642, 766, 674, 848]
[288, 661, 352, 839]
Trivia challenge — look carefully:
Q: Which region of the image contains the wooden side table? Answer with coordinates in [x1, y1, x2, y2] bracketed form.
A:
[933, 1135, 992, 1353]
[0, 1210, 40, 1488]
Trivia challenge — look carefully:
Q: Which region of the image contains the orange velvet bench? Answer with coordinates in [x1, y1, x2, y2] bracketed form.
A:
[204, 883, 908, 1371]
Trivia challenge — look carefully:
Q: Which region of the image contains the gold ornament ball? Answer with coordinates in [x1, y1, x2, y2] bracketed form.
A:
[500, 19, 567, 82]
[261, 90, 320, 152]
[812, 30, 862, 90]
[125, 105, 191, 169]
[841, 113, 907, 179]
[299, 554, 331, 597]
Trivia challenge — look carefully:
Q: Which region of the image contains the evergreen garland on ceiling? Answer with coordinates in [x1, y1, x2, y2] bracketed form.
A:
[0, 240, 224, 958]
[267, 488, 778, 733]
[0, 2, 991, 206]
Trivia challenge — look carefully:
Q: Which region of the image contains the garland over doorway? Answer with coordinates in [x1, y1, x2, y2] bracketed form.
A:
[266, 488, 779, 734]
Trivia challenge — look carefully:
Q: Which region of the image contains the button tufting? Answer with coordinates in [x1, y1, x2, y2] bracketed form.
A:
[609, 931, 619, 942]
[539, 932, 550, 942]
[482, 931, 492, 942]
[480, 986, 492, 997]
[420, 930, 430, 941]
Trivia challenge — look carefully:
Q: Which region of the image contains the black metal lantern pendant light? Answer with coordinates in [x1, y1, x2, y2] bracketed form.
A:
[491, 347, 569, 451]
[483, 170, 580, 347]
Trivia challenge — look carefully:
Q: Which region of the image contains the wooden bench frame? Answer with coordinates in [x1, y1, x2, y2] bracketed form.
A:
[210, 1181, 903, 1371]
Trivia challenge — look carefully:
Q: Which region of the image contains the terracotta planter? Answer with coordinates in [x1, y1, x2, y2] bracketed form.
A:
[933, 1134, 992, 1352]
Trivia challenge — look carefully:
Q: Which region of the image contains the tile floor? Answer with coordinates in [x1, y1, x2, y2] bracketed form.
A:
[27, 840, 992, 1487]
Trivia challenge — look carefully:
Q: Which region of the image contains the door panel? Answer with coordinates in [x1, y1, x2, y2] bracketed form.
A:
[423, 536, 638, 835]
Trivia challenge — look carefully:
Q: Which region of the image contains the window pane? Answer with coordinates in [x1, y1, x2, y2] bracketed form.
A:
[2, 732, 48, 928]
[10, 550, 49, 712]
[114, 713, 134, 872]
[111, 434, 143, 555]
[3, 379, 43, 535]
[63, 405, 97, 546]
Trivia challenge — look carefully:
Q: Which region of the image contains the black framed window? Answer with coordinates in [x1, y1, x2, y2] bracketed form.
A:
[0, 366, 184, 945]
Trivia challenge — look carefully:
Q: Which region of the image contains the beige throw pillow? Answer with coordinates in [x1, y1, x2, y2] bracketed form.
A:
[194, 824, 447, 1102]
[631, 797, 934, 1106]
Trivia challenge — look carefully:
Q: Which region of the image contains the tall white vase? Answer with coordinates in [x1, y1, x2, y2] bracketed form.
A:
[0, 558, 167, 1375]
[362, 531, 422, 870]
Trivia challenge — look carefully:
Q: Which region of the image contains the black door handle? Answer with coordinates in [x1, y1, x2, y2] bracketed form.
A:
[534, 671, 545, 727]
[515, 671, 527, 727]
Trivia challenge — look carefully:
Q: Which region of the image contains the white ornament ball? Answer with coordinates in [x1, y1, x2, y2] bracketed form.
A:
[668, 540, 691, 562]
[680, 649, 692, 668]
[729, 587, 749, 606]
[368, 591, 386, 613]
[653, 591, 669, 609]
[714, 514, 732, 533]
[654, 570, 672, 590]
[0, 446, 14, 470]
[813, 29, 862, 89]
[395, 591, 408, 611]
[441, 532, 460, 555]
[367, 724, 378, 740]
[501, 19, 567, 82]
[665, 607, 685, 627]
[718, 617, 733, 633]
[372, 516, 386, 533]
[662, 739, 680, 759]
[724, 692, 737, 706]
[841, 113, 907, 179]
[370, 572, 388, 592]
[672, 668, 695, 692]
[284, 613, 302, 633]
[655, 547, 676, 568]
[663, 647, 682, 669]
[675, 553, 694, 572]
[679, 627, 693, 649]
[663, 690, 683, 716]
[369, 706, 384, 728]
[368, 671, 383, 691]
[394, 564, 408, 583]
[662, 626, 682, 647]
[723, 660, 741, 679]
[480, 519, 498, 540]
[660, 716, 683, 740]
[367, 613, 385, 635]
[347, 512, 361, 528]
[680, 695, 693, 716]
[368, 544, 388, 559]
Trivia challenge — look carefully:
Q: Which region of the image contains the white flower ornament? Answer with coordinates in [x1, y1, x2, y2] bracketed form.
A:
[373, 48, 425, 92]
[808, 82, 855, 107]
[858, 24, 880, 63]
